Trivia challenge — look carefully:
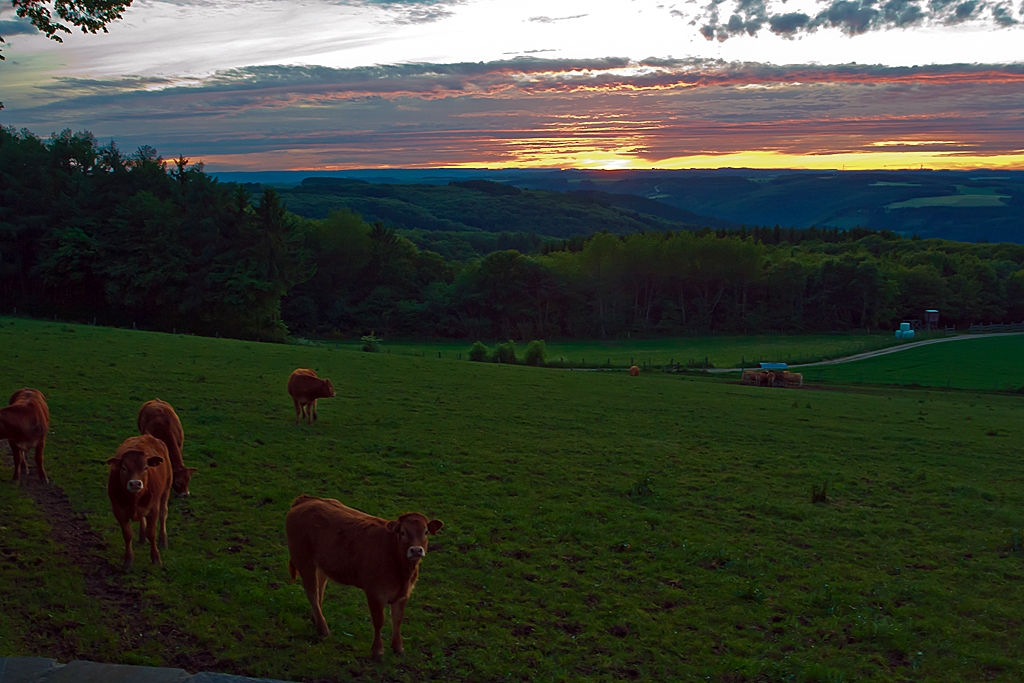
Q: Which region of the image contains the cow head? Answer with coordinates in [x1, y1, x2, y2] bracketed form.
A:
[323, 379, 336, 398]
[172, 466, 199, 497]
[107, 450, 164, 495]
[387, 513, 443, 561]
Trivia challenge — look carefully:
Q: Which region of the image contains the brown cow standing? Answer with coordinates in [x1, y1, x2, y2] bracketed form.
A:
[0, 388, 50, 483]
[138, 399, 196, 496]
[628, 366, 640, 377]
[286, 495, 443, 657]
[106, 434, 173, 570]
[287, 369, 336, 425]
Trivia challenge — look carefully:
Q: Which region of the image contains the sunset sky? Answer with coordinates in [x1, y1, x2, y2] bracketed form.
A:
[1, 0, 1022, 170]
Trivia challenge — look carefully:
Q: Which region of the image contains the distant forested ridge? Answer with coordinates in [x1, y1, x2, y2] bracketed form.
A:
[269, 177, 737, 238]
[3, 128, 1024, 341]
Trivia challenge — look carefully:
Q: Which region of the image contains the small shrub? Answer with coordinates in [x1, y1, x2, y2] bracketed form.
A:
[493, 340, 517, 364]
[360, 331, 383, 352]
[468, 341, 489, 362]
[524, 340, 547, 367]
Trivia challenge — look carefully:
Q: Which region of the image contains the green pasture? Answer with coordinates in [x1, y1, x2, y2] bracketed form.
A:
[796, 335, 1024, 391]
[2, 317, 1024, 682]
[328, 333, 912, 370]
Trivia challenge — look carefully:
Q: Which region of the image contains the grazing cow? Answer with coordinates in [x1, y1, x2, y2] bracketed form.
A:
[629, 366, 640, 377]
[138, 399, 196, 496]
[287, 369, 336, 425]
[106, 435, 173, 570]
[286, 495, 443, 657]
[782, 371, 804, 388]
[0, 388, 50, 483]
[741, 370, 757, 385]
[764, 371, 776, 388]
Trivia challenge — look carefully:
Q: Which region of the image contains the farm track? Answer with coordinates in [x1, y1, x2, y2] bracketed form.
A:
[707, 331, 1024, 373]
[17, 472, 225, 673]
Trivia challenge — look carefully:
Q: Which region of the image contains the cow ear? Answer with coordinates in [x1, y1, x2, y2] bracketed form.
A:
[187, 467, 199, 475]
[147, 456, 164, 467]
[427, 520, 444, 535]
[386, 520, 400, 534]
[106, 457, 121, 466]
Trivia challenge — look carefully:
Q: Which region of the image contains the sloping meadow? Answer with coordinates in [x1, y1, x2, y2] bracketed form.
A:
[1, 317, 1022, 682]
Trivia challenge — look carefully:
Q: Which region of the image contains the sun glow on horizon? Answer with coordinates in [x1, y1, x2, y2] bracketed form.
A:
[197, 147, 1024, 173]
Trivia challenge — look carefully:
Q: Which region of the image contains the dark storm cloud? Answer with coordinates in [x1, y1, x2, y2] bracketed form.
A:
[696, 0, 1019, 40]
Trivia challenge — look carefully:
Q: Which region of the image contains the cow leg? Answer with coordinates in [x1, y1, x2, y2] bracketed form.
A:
[306, 401, 313, 426]
[10, 446, 25, 482]
[158, 487, 170, 549]
[366, 594, 386, 657]
[315, 568, 329, 607]
[299, 567, 330, 637]
[34, 437, 47, 483]
[312, 399, 318, 422]
[120, 520, 135, 570]
[293, 398, 301, 425]
[146, 508, 162, 565]
[389, 598, 407, 654]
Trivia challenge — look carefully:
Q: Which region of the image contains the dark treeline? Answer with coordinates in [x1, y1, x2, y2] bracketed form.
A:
[0, 128, 308, 339]
[3, 128, 1024, 342]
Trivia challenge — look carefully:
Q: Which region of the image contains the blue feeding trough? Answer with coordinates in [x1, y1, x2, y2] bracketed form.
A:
[758, 362, 788, 370]
[895, 322, 915, 339]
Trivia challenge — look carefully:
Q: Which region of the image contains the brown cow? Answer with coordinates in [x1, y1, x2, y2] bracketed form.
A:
[782, 371, 804, 388]
[0, 388, 50, 483]
[286, 495, 443, 657]
[106, 434, 173, 570]
[628, 365, 640, 377]
[741, 370, 757, 385]
[138, 399, 196, 496]
[287, 369, 336, 425]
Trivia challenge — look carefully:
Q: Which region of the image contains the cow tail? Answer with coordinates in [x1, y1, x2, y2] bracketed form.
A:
[288, 559, 298, 582]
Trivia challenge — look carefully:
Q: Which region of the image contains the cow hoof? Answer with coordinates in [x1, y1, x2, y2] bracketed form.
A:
[123, 562, 134, 572]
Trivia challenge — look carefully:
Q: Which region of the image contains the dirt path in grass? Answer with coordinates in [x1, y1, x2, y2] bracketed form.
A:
[18, 473, 222, 672]
[707, 332, 1024, 373]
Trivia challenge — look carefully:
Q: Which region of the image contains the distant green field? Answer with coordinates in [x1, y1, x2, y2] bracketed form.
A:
[331, 333, 911, 370]
[2, 317, 1024, 682]
[797, 335, 1024, 391]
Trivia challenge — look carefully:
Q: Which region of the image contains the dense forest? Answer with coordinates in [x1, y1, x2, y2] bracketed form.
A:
[3, 128, 1023, 342]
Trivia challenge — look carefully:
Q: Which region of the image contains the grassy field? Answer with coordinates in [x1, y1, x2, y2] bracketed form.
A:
[795, 335, 1024, 391]
[326, 333, 914, 370]
[2, 317, 1024, 682]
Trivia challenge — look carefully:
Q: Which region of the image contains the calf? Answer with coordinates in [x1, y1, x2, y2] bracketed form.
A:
[287, 369, 335, 425]
[138, 399, 196, 496]
[106, 434, 173, 570]
[286, 495, 443, 657]
[0, 388, 50, 483]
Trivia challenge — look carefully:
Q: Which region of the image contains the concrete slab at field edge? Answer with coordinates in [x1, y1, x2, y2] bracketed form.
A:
[185, 672, 292, 683]
[0, 657, 60, 683]
[33, 661, 189, 683]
